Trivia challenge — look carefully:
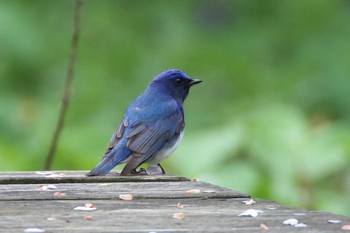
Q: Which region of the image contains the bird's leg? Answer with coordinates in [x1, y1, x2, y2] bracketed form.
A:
[158, 163, 165, 174]
[145, 164, 165, 175]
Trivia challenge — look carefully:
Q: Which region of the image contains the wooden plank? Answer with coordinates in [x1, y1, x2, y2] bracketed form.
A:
[0, 171, 189, 184]
[0, 181, 249, 201]
[0, 198, 348, 232]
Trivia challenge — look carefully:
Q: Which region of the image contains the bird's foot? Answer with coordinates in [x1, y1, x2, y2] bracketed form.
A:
[130, 168, 148, 175]
[129, 164, 165, 175]
[145, 164, 165, 175]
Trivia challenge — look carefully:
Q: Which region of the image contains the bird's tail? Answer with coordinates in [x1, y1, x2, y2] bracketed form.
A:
[86, 147, 130, 176]
[86, 156, 116, 176]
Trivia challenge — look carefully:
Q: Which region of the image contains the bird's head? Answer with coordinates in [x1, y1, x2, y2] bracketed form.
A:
[149, 69, 202, 103]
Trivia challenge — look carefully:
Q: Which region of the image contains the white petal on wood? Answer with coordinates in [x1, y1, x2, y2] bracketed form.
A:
[35, 171, 54, 175]
[74, 206, 97, 211]
[239, 209, 263, 217]
[119, 194, 133, 201]
[47, 184, 57, 189]
[24, 228, 45, 232]
[328, 220, 341, 224]
[294, 223, 307, 228]
[282, 218, 298, 226]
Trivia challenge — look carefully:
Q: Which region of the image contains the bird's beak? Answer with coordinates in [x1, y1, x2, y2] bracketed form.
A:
[189, 79, 202, 86]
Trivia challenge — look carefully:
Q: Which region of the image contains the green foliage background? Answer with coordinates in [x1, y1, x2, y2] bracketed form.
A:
[1, 0, 349, 216]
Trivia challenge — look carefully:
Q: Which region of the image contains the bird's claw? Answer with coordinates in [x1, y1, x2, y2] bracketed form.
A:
[130, 168, 148, 175]
[129, 164, 165, 176]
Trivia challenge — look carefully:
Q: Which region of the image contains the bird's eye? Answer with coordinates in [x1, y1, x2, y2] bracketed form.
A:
[176, 78, 183, 84]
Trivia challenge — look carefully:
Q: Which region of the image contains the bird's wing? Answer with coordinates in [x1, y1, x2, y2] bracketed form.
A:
[102, 118, 128, 159]
[120, 102, 184, 175]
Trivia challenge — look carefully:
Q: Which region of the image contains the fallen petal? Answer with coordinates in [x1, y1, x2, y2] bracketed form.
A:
[53, 192, 66, 197]
[293, 213, 306, 216]
[172, 212, 185, 220]
[260, 223, 268, 230]
[186, 189, 200, 194]
[239, 209, 263, 217]
[74, 206, 97, 211]
[328, 220, 341, 224]
[24, 228, 45, 232]
[36, 185, 47, 191]
[35, 171, 54, 175]
[177, 202, 184, 209]
[74, 203, 97, 211]
[84, 215, 93, 220]
[203, 189, 216, 193]
[342, 225, 350, 230]
[85, 203, 96, 208]
[283, 218, 298, 226]
[243, 199, 256, 205]
[47, 184, 57, 189]
[45, 174, 64, 178]
[99, 183, 112, 186]
[119, 194, 133, 201]
[46, 217, 56, 221]
[294, 223, 307, 228]
[36, 185, 57, 191]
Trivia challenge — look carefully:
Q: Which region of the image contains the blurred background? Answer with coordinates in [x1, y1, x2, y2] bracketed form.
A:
[1, 0, 349, 216]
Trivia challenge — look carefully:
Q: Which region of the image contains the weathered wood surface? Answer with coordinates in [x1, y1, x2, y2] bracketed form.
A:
[0, 171, 190, 184]
[0, 171, 349, 232]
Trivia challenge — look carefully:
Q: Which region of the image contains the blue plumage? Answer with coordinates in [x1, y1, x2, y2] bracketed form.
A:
[86, 69, 201, 176]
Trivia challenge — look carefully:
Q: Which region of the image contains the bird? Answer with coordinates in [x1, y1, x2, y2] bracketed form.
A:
[86, 69, 202, 176]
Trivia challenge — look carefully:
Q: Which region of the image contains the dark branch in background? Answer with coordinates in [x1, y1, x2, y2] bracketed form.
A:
[44, 0, 83, 170]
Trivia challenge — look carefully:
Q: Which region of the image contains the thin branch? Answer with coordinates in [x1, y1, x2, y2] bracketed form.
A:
[44, 0, 83, 170]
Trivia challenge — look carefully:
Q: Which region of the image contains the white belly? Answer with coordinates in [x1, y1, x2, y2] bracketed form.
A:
[147, 130, 184, 165]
